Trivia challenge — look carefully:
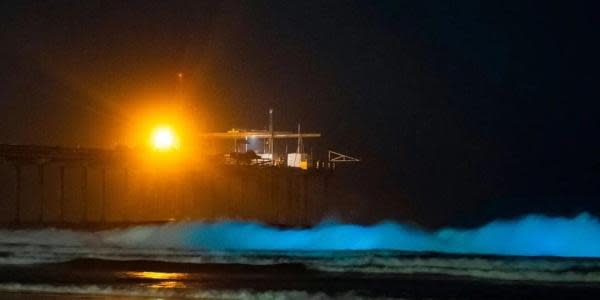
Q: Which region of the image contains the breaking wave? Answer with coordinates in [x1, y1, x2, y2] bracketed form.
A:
[2, 213, 600, 257]
[2, 213, 600, 284]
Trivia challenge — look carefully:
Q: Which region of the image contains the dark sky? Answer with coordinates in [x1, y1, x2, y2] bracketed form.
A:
[1, 1, 599, 227]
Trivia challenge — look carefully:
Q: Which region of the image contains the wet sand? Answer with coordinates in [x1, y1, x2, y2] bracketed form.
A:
[2, 258, 600, 299]
[0, 293, 149, 300]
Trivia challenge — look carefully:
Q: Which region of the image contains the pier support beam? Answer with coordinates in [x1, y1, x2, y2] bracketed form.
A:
[38, 164, 44, 224]
[59, 165, 65, 223]
[101, 168, 106, 223]
[302, 174, 308, 225]
[14, 164, 21, 225]
[123, 168, 129, 222]
[81, 165, 88, 224]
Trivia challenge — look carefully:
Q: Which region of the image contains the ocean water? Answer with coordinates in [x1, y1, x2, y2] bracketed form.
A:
[1, 213, 600, 299]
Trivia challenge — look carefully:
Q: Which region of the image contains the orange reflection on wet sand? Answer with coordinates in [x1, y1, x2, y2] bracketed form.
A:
[122, 271, 189, 289]
[147, 281, 188, 289]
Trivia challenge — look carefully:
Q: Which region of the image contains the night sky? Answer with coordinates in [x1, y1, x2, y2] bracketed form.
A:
[1, 1, 599, 227]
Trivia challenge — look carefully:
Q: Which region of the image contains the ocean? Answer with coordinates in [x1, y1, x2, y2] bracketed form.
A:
[1, 214, 600, 299]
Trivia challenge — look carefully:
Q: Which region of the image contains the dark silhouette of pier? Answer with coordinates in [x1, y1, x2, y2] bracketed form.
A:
[0, 144, 333, 228]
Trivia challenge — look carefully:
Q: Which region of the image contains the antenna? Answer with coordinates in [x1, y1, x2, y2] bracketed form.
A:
[268, 108, 274, 162]
[296, 123, 304, 153]
[176, 72, 184, 107]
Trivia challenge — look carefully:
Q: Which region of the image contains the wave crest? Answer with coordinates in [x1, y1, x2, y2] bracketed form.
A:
[1, 213, 599, 257]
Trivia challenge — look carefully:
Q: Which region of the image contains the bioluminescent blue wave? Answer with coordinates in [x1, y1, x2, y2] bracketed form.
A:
[95, 213, 600, 257]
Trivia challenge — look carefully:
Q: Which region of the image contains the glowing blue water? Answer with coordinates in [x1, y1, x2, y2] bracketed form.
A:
[97, 212, 600, 257]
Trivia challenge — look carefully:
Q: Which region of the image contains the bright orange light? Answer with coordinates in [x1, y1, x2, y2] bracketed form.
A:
[124, 271, 187, 280]
[122, 271, 189, 289]
[123, 99, 203, 168]
[151, 125, 178, 151]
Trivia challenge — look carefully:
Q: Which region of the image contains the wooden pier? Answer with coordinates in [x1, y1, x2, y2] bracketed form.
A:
[0, 144, 333, 228]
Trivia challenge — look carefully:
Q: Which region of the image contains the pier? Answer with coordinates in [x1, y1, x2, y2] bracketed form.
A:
[0, 144, 333, 228]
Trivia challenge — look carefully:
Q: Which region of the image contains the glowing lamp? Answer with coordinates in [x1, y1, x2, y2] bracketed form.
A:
[151, 125, 178, 151]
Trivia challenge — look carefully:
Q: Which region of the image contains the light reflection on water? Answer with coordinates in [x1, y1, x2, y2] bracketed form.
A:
[146, 281, 188, 289]
[121, 271, 189, 289]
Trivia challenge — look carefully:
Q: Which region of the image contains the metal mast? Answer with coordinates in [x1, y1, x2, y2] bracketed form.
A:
[268, 108, 274, 161]
[176, 72, 184, 108]
[296, 123, 303, 153]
